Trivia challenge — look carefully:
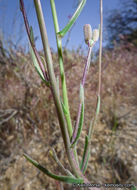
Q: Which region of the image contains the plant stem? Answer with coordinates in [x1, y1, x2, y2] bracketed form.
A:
[50, 0, 79, 166]
[33, 0, 81, 178]
[90, 0, 103, 138]
[81, 0, 103, 173]
[50, 0, 73, 138]
[20, 0, 49, 83]
[71, 43, 94, 145]
[98, 0, 103, 97]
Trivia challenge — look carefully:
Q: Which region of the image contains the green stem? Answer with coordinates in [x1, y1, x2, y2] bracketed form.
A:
[33, 0, 80, 177]
[50, 0, 79, 166]
[50, 0, 73, 138]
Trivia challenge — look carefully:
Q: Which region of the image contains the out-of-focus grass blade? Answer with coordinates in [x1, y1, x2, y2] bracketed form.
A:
[80, 135, 88, 170]
[71, 102, 84, 148]
[57, 0, 86, 38]
[24, 154, 83, 184]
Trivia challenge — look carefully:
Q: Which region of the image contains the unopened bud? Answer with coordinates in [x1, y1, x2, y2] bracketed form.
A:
[92, 29, 99, 42]
[83, 24, 92, 45]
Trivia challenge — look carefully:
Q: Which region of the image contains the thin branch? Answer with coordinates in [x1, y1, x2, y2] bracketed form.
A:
[98, 0, 103, 97]
[81, 0, 103, 173]
[20, 0, 49, 83]
[71, 42, 95, 145]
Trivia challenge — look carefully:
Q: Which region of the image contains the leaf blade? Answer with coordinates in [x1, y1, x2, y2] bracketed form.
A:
[58, 0, 86, 38]
[71, 101, 84, 148]
[24, 154, 83, 184]
[80, 135, 89, 170]
[29, 45, 50, 86]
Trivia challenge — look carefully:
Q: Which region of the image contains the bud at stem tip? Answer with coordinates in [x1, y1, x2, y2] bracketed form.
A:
[83, 24, 92, 45]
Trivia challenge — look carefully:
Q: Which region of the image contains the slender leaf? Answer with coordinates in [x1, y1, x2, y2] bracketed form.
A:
[24, 154, 83, 184]
[82, 149, 90, 174]
[30, 44, 43, 79]
[58, 0, 86, 38]
[30, 45, 50, 86]
[61, 99, 69, 115]
[71, 101, 84, 148]
[49, 148, 74, 177]
[80, 135, 89, 170]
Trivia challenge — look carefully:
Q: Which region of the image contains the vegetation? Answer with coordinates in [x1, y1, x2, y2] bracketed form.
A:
[0, 0, 137, 189]
[19, 0, 102, 188]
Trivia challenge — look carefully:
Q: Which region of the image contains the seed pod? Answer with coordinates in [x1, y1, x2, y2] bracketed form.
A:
[92, 29, 99, 42]
[83, 24, 92, 45]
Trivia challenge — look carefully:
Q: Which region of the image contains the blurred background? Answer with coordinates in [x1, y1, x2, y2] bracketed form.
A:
[0, 0, 137, 189]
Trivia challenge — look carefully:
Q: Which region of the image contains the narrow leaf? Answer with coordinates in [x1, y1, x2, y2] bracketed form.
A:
[80, 135, 89, 170]
[30, 45, 50, 86]
[71, 102, 84, 147]
[49, 148, 74, 177]
[24, 154, 83, 184]
[61, 99, 68, 115]
[82, 149, 90, 174]
[30, 45, 43, 79]
[58, 0, 86, 38]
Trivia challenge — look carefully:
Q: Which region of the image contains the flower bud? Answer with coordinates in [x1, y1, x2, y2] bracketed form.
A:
[92, 29, 99, 42]
[83, 24, 92, 44]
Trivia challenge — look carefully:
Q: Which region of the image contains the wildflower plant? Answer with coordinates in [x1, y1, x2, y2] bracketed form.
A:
[20, 0, 103, 188]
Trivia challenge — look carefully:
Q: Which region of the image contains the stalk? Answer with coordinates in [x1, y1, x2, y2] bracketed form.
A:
[50, 0, 73, 138]
[50, 0, 79, 166]
[33, 0, 81, 177]
[71, 43, 94, 145]
[81, 0, 103, 173]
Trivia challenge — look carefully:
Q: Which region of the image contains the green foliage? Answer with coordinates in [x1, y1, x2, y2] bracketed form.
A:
[24, 154, 84, 184]
[71, 102, 84, 148]
[20, 0, 102, 186]
[80, 135, 90, 172]
[58, 0, 86, 38]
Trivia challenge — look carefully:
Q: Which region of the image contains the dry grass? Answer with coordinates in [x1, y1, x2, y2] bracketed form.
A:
[0, 43, 137, 189]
